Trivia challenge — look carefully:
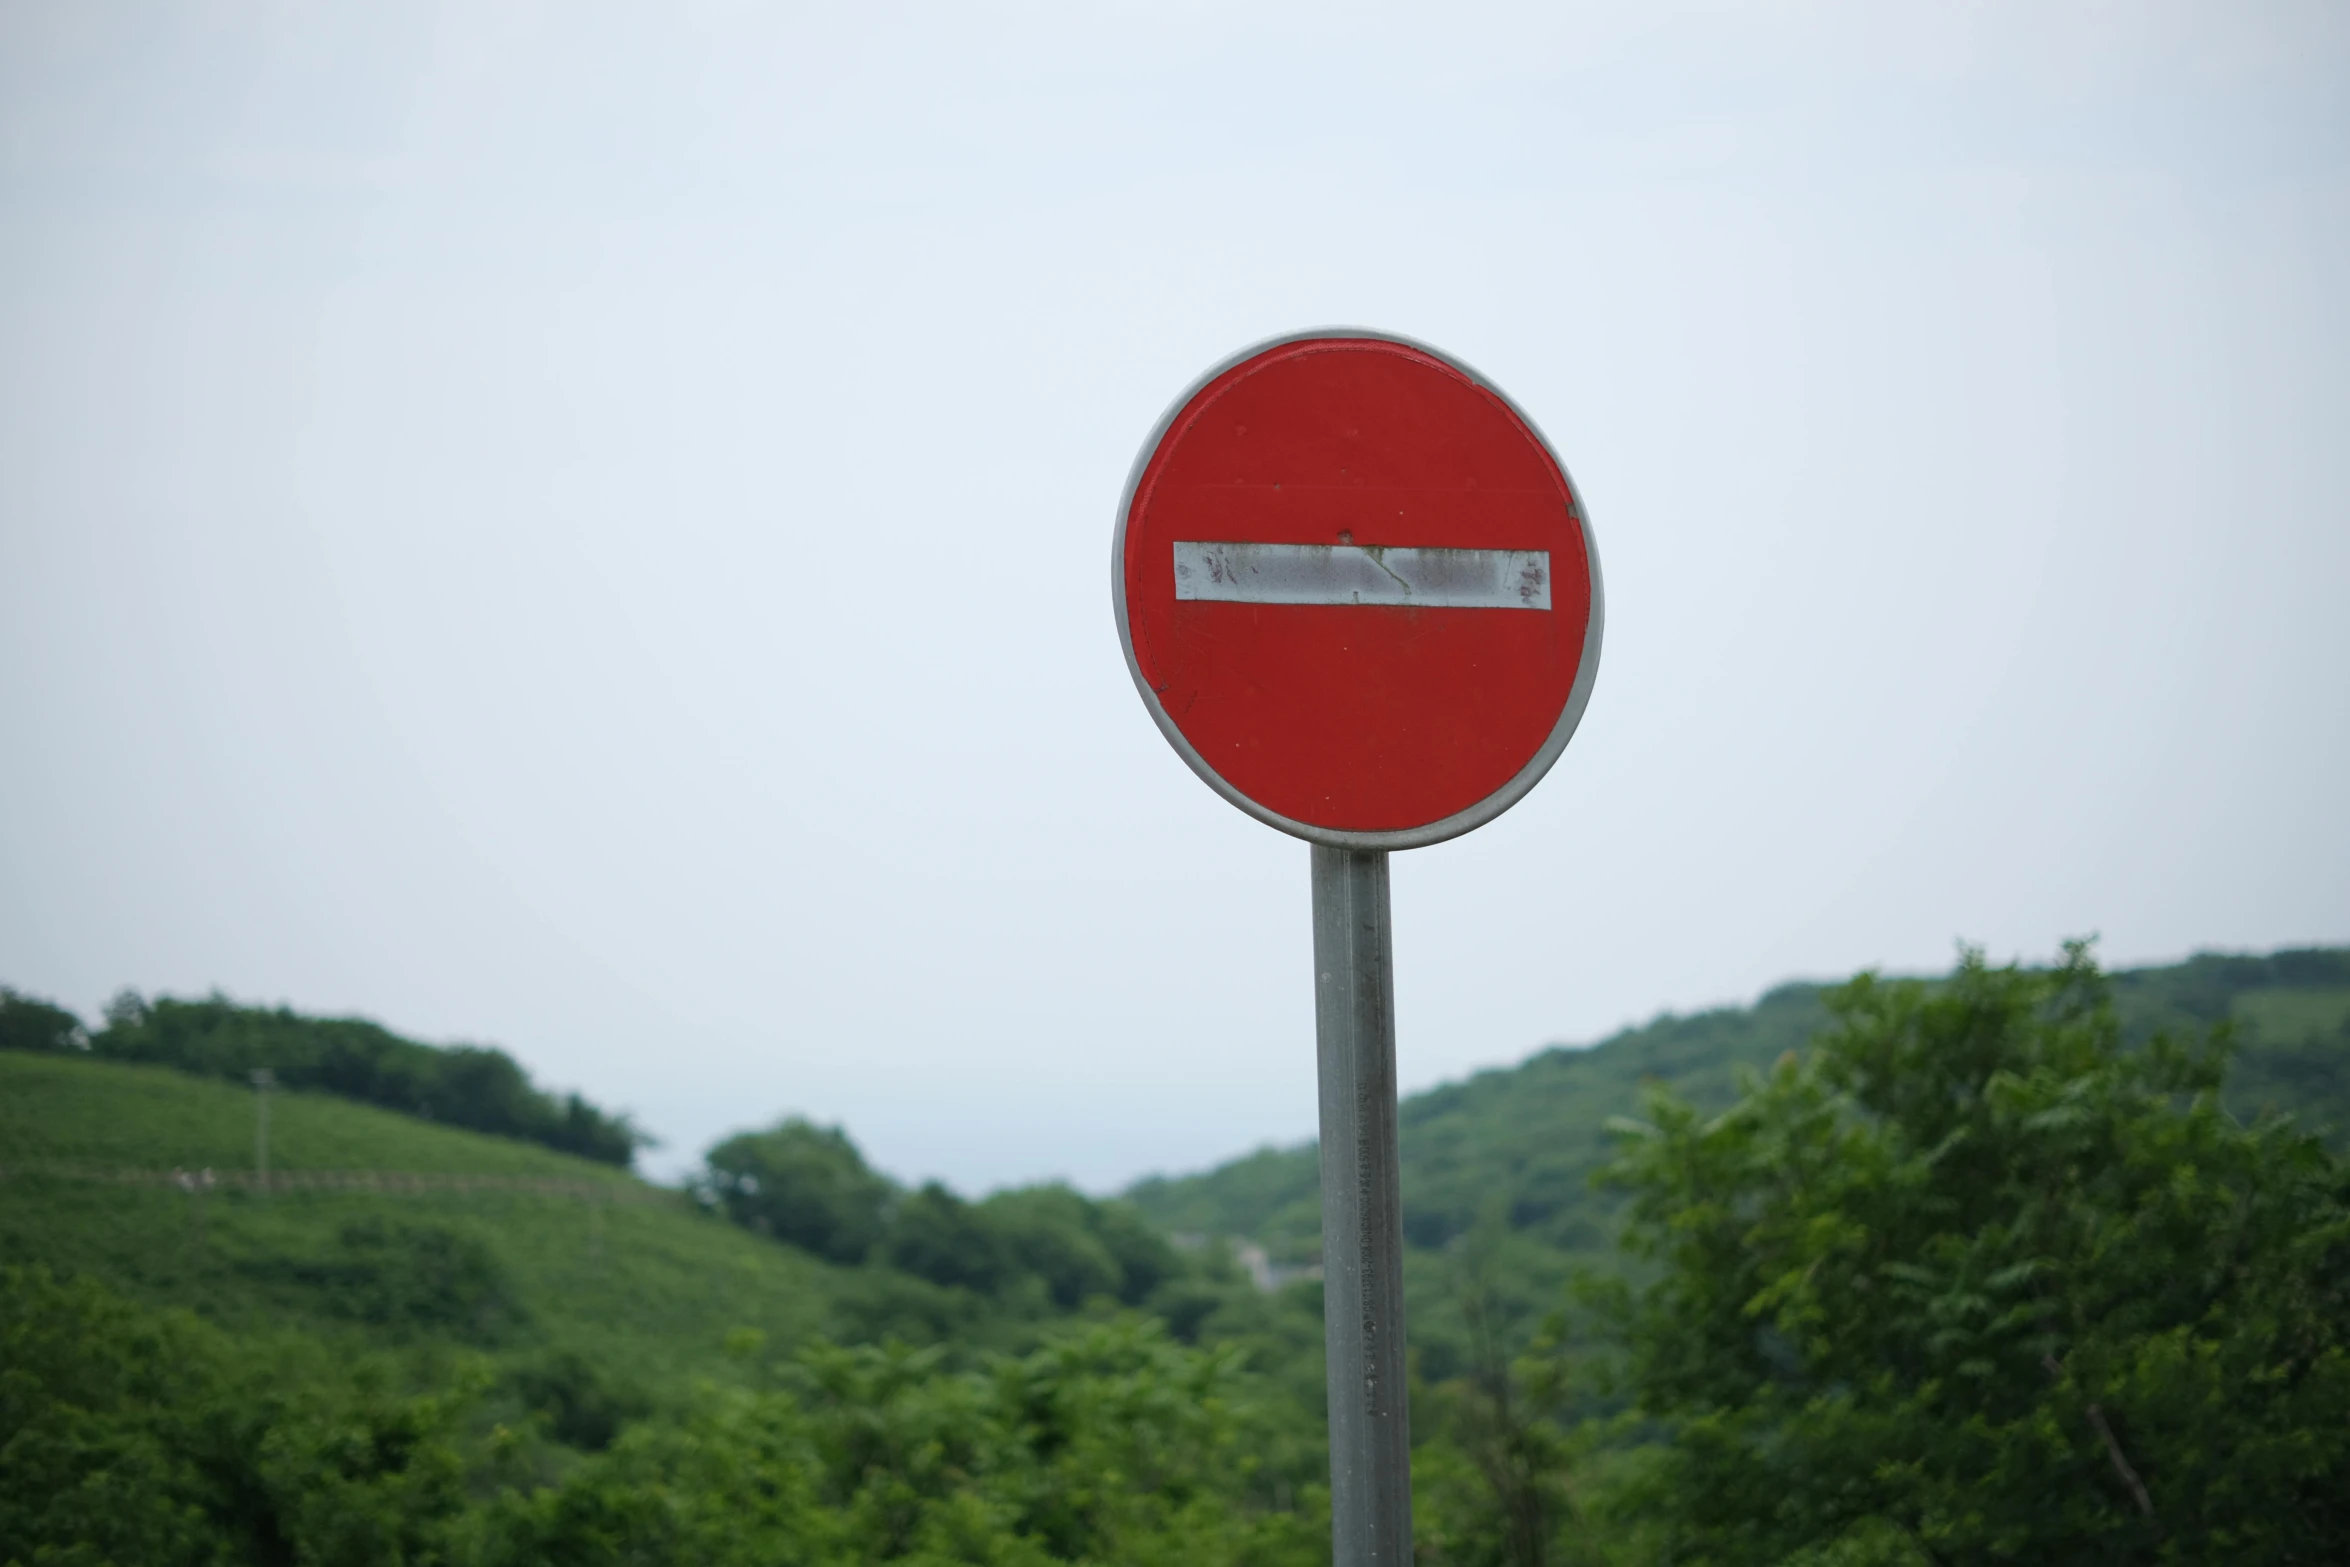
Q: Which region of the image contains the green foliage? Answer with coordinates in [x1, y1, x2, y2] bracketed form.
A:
[1, 1265, 223, 1565]
[256, 1217, 530, 1343]
[1412, 1251, 1593, 1567]
[504, 1350, 651, 1451]
[1594, 944, 2350, 1564]
[700, 1117, 897, 1262]
[885, 1181, 1016, 1293]
[982, 1185, 1183, 1310]
[472, 1320, 1325, 1567]
[1, 1266, 1323, 1567]
[824, 1263, 996, 1348]
[1133, 951, 2350, 1264]
[1131, 950, 2350, 1396]
[986, 1185, 1130, 1307]
[855, 1182, 1185, 1315]
[1128, 985, 1834, 1270]
[0, 1264, 480, 1567]
[690, 1116, 1189, 1324]
[85, 989, 647, 1167]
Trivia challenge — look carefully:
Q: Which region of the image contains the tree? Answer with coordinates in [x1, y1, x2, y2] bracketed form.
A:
[702, 1118, 898, 1264]
[1414, 1238, 1587, 1567]
[1594, 943, 2350, 1565]
[882, 1181, 1010, 1292]
[0, 987, 86, 1054]
[980, 1185, 1186, 1309]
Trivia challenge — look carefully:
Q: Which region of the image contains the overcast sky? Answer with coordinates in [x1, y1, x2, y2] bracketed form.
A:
[3, 1, 2345, 1193]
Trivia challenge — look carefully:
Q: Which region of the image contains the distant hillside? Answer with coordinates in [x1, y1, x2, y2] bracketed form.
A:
[1125, 946, 2350, 1276]
[0, 1053, 838, 1396]
[0, 1050, 1299, 1417]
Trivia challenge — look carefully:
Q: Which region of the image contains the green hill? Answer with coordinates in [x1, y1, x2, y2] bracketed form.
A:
[0, 1053, 848, 1396]
[0, 1049, 1295, 1423]
[1124, 946, 2350, 1375]
[0, 1052, 1190, 1417]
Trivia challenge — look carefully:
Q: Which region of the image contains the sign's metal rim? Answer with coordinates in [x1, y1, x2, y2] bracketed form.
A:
[1112, 326, 1608, 851]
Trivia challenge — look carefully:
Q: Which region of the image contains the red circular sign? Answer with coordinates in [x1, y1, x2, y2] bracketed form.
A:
[1114, 331, 1603, 848]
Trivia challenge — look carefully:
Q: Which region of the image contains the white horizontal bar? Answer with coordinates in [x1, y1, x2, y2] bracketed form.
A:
[1172, 541, 1551, 609]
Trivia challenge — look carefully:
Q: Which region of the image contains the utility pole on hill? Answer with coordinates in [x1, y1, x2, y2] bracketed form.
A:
[251, 1068, 274, 1190]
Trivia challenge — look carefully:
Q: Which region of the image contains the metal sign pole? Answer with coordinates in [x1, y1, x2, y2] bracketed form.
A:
[1312, 843, 1412, 1566]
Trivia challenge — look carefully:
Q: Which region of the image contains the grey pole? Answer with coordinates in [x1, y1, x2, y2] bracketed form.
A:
[1312, 844, 1412, 1566]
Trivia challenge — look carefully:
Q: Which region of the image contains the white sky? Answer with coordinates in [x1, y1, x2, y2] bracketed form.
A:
[3, 1, 2345, 1192]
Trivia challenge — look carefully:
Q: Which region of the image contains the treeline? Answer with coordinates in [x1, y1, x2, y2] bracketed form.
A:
[688, 1118, 1242, 1345]
[0, 986, 644, 1168]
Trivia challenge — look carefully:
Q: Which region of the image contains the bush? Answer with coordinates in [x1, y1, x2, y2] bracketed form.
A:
[473, 1321, 1326, 1566]
[0, 1265, 479, 1566]
[1594, 944, 2350, 1564]
[255, 1218, 529, 1343]
[507, 1350, 652, 1451]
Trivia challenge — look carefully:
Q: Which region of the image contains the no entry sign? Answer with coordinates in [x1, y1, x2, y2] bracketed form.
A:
[1111, 329, 1607, 1566]
[1114, 329, 1604, 848]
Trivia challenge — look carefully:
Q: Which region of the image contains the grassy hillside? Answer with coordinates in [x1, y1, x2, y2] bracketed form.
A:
[1126, 947, 2350, 1357]
[0, 1050, 1309, 1418]
[0, 1053, 864, 1396]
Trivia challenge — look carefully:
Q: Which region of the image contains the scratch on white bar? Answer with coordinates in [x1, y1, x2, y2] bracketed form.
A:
[1173, 541, 1550, 609]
